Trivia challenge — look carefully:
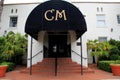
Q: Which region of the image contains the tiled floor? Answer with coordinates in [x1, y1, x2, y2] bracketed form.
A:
[0, 65, 120, 80]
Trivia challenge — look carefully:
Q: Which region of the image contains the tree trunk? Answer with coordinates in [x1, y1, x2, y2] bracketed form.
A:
[93, 56, 96, 63]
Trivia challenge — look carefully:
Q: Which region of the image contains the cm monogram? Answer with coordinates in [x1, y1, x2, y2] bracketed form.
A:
[44, 9, 67, 21]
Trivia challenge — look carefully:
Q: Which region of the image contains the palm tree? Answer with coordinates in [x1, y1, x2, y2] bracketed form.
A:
[87, 39, 99, 63]
[87, 40, 111, 64]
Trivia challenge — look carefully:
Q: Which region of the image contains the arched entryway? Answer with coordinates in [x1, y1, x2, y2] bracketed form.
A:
[25, 0, 87, 76]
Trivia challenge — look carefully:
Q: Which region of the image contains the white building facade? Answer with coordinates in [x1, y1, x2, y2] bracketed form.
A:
[0, 1, 120, 67]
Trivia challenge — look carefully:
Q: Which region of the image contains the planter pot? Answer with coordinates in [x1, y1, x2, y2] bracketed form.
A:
[0, 65, 8, 77]
[110, 64, 120, 76]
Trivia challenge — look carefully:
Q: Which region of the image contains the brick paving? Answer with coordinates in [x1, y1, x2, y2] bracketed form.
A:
[0, 65, 120, 80]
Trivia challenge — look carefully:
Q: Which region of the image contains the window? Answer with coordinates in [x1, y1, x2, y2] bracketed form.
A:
[98, 37, 107, 42]
[15, 9, 18, 13]
[9, 16, 18, 27]
[101, 7, 103, 12]
[11, 9, 13, 13]
[96, 15, 106, 27]
[97, 7, 103, 12]
[97, 7, 99, 12]
[117, 15, 120, 24]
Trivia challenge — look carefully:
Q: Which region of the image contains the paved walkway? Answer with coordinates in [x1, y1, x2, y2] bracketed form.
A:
[0, 65, 120, 80]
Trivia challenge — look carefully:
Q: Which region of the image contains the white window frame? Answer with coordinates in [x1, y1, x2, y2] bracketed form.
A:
[117, 15, 120, 24]
[98, 37, 107, 42]
[9, 16, 18, 28]
[96, 14, 106, 27]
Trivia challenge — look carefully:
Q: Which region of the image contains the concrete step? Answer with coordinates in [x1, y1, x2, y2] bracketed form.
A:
[21, 58, 94, 75]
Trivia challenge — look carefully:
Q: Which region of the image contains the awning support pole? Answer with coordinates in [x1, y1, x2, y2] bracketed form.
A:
[55, 46, 58, 76]
[55, 51, 57, 76]
[30, 37, 33, 75]
[80, 37, 83, 75]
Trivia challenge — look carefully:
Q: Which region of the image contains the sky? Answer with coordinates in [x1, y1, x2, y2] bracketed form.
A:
[4, 0, 120, 4]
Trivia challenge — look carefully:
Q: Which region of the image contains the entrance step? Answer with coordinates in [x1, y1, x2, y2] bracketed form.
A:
[57, 58, 94, 74]
[20, 58, 94, 75]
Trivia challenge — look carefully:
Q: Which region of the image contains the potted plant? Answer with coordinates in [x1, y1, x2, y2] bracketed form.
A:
[0, 62, 16, 77]
[0, 65, 8, 77]
[110, 63, 120, 76]
[110, 59, 120, 76]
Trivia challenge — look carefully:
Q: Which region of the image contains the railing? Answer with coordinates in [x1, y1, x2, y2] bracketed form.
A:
[71, 49, 91, 75]
[29, 50, 43, 75]
[71, 50, 89, 60]
[27, 50, 43, 60]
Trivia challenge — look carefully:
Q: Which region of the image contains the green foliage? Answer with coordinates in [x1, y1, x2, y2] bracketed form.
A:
[0, 31, 28, 64]
[108, 39, 120, 60]
[87, 39, 120, 61]
[98, 61, 114, 72]
[88, 40, 111, 57]
[87, 40, 111, 61]
[109, 39, 116, 45]
[98, 60, 120, 72]
[99, 56, 109, 61]
[0, 62, 16, 72]
[115, 41, 120, 48]
[109, 54, 119, 60]
[0, 37, 5, 53]
[115, 60, 120, 64]
[88, 39, 120, 74]
[109, 47, 120, 55]
[118, 56, 120, 60]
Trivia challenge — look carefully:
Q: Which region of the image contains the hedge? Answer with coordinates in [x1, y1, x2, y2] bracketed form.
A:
[98, 60, 120, 72]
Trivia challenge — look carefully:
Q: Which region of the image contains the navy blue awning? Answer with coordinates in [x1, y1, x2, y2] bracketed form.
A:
[25, 0, 87, 40]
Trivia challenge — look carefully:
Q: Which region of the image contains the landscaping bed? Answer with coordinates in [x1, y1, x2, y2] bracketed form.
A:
[98, 60, 120, 72]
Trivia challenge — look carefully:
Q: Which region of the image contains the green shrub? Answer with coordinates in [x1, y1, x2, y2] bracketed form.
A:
[0, 54, 4, 63]
[13, 48, 24, 65]
[118, 56, 120, 60]
[109, 47, 120, 61]
[109, 47, 120, 55]
[109, 54, 119, 60]
[109, 39, 116, 45]
[117, 44, 120, 51]
[0, 62, 16, 72]
[115, 60, 120, 63]
[116, 41, 120, 48]
[98, 61, 116, 72]
[99, 56, 109, 61]
[109, 39, 120, 56]
[0, 31, 27, 65]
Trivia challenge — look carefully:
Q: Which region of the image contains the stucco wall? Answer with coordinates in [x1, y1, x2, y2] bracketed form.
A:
[27, 31, 45, 67]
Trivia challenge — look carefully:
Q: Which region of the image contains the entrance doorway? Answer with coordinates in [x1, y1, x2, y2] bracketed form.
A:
[44, 32, 71, 58]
